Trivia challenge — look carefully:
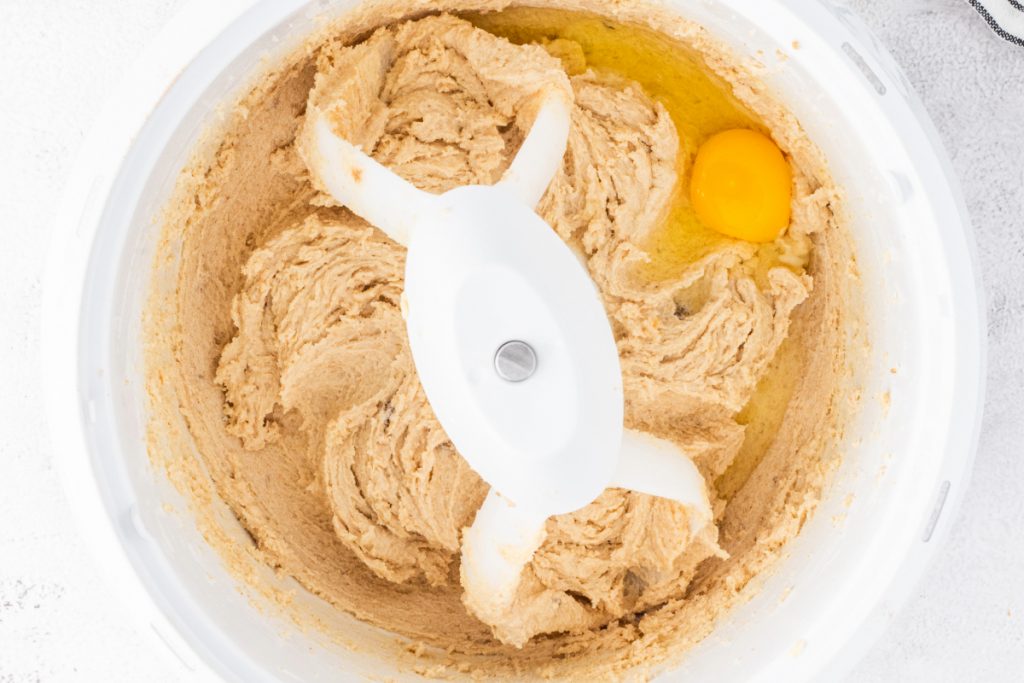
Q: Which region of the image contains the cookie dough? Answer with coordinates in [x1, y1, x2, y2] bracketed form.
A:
[146, 3, 856, 678]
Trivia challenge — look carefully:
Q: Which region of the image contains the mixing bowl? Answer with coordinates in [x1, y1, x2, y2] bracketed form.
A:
[42, 0, 985, 680]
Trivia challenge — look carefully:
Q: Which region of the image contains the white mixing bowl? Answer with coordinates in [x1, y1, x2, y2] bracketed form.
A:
[42, 0, 986, 680]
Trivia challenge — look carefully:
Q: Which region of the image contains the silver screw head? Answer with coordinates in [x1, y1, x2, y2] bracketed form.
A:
[494, 340, 537, 382]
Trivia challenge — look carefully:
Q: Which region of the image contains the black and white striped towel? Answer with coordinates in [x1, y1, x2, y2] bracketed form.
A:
[969, 0, 1024, 45]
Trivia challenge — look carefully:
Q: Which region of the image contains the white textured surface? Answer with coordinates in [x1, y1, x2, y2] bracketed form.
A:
[0, 0, 1021, 680]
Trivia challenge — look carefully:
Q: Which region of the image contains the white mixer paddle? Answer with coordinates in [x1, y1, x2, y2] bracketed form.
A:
[307, 90, 713, 637]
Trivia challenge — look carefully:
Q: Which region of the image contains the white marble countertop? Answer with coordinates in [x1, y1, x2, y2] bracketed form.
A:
[1, 0, 1021, 680]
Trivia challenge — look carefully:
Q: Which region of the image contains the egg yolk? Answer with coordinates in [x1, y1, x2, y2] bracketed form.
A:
[689, 128, 792, 243]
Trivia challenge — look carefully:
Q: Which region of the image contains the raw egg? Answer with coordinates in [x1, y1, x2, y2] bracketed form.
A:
[689, 128, 792, 243]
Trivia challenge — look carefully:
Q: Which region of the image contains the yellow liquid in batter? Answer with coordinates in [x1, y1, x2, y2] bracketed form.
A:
[467, 7, 765, 278]
[468, 8, 805, 498]
[717, 336, 803, 499]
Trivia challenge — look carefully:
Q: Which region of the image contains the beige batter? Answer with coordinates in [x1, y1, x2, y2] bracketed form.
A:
[145, 2, 858, 679]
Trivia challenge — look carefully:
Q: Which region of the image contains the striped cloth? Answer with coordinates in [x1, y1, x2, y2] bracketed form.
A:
[969, 0, 1024, 45]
